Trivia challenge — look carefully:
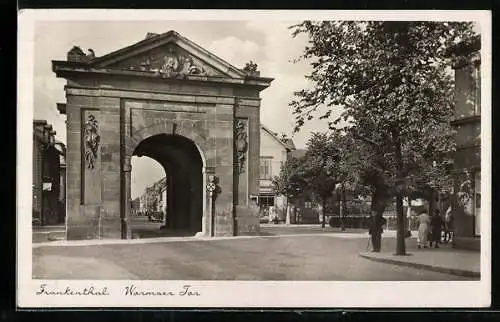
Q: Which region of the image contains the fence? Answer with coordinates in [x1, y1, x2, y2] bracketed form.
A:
[328, 216, 372, 229]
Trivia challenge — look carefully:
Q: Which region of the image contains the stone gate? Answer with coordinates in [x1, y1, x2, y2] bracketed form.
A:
[52, 30, 272, 240]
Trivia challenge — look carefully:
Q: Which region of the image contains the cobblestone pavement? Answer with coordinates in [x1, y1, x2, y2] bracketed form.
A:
[32, 233, 475, 281]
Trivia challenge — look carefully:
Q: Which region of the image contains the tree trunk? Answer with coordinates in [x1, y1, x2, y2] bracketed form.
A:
[370, 184, 387, 252]
[341, 183, 346, 231]
[339, 200, 343, 230]
[393, 131, 406, 256]
[321, 200, 326, 228]
[285, 197, 291, 225]
[395, 194, 405, 255]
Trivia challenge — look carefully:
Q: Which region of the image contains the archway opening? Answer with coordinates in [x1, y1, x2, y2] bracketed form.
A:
[130, 134, 204, 237]
[130, 155, 166, 234]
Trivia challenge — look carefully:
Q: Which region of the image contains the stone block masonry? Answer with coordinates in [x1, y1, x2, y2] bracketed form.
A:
[53, 30, 273, 240]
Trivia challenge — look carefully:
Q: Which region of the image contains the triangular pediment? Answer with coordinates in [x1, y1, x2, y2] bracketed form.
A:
[90, 31, 247, 79]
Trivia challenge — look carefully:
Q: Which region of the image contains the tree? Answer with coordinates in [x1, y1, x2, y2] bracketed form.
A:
[272, 156, 308, 223]
[302, 132, 342, 228]
[290, 21, 476, 254]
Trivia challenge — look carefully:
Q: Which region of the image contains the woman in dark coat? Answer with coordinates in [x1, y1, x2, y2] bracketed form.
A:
[430, 210, 444, 248]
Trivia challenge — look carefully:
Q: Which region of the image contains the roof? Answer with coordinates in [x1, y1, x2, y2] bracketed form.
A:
[52, 30, 273, 90]
[91, 30, 247, 78]
[281, 138, 296, 151]
[261, 125, 295, 152]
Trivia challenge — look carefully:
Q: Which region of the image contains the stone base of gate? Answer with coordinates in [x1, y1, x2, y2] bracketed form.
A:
[234, 205, 260, 236]
[66, 205, 124, 240]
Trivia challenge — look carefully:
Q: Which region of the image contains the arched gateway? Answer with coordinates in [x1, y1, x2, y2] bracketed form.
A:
[52, 30, 273, 240]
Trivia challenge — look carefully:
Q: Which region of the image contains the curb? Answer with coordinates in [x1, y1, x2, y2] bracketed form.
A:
[359, 253, 480, 278]
[32, 232, 360, 248]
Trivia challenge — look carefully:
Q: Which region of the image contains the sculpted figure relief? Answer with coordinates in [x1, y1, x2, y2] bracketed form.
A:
[84, 114, 100, 169]
[234, 120, 248, 174]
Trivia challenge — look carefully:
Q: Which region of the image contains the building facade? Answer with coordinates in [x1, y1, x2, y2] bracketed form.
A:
[449, 36, 481, 251]
[33, 120, 66, 226]
[257, 125, 295, 218]
[138, 176, 167, 223]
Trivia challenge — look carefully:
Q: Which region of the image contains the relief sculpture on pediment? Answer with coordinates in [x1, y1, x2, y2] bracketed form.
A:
[117, 45, 215, 78]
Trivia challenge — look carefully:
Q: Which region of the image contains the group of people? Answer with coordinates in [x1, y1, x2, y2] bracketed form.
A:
[367, 206, 454, 252]
[417, 207, 454, 249]
[263, 206, 303, 224]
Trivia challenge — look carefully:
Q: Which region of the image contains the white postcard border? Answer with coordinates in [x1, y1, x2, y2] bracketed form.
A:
[17, 9, 492, 308]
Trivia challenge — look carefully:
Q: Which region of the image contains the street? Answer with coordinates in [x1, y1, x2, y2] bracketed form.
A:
[33, 230, 474, 281]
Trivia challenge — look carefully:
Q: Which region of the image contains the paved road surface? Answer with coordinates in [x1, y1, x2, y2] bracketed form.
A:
[33, 234, 473, 281]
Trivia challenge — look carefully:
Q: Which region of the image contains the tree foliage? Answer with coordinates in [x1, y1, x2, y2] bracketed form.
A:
[302, 132, 342, 204]
[272, 156, 307, 203]
[289, 21, 476, 253]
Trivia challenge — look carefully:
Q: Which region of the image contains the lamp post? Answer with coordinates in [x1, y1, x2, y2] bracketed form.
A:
[335, 183, 346, 231]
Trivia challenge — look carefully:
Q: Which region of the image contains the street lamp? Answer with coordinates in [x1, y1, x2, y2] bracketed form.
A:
[335, 183, 345, 231]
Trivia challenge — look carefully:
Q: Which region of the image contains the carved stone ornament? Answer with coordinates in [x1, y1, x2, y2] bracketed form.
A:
[135, 46, 210, 78]
[67, 46, 96, 63]
[84, 114, 100, 169]
[243, 61, 258, 72]
[234, 120, 248, 174]
[243, 61, 260, 77]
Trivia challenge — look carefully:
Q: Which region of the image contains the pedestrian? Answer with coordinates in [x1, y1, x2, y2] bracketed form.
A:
[444, 206, 454, 243]
[430, 209, 444, 248]
[368, 212, 386, 252]
[417, 211, 431, 248]
[296, 208, 302, 224]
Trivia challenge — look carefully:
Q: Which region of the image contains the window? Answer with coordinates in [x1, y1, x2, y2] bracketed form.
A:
[305, 201, 312, 209]
[260, 157, 272, 179]
[259, 195, 275, 211]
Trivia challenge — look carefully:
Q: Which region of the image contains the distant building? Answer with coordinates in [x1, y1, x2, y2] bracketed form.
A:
[156, 177, 167, 214]
[33, 120, 66, 226]
[139, 177, 167, 215]
[131, 197, 140, 216]
[258, 125, 295, 218]
[448, 35, 481, 251]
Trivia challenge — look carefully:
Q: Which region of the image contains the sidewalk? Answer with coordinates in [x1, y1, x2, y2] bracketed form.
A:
[360, 245, 480, 278]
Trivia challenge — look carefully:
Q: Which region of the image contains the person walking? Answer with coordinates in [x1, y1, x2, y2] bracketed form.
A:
[430, 209, 444, 248]
[368, 212, 386, 252]
[444, 206, 454, 244]
[417, 211, 431, 248]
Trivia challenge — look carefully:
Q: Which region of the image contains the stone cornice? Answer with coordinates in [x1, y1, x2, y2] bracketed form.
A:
[64, 84, 263, 107]
[450, 115, 481, 126]
[52, 62, 273, 91]
[455, 143, 481, 151]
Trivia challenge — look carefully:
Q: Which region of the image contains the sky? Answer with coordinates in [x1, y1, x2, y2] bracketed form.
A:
[33, 20, 332, 198]
[32, 19, 483, 199]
